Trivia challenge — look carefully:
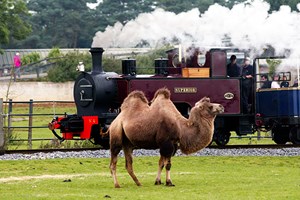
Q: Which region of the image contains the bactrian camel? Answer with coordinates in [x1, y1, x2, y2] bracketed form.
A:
[108, 88, 224, 188]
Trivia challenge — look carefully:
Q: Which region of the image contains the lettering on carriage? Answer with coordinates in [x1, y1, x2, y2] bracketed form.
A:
[174, 87, 197, 93]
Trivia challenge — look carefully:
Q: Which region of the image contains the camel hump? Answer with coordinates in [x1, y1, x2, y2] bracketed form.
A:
[153, 87, 171, 100]
[126, 90, 149, 104]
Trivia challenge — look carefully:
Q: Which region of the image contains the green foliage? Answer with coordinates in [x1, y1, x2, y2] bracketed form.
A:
[96, 0, 155, 28]
[46, 46, 173, 82]
[266, 59, 282, 75]
[21, 52, 40, 65]
[47, 47, 61, 58]
[4, 0, 300, 48]
[47, 51, 92, 82]
[135, 46, 172, 73]
[18, 0, 98, 48]
[39, 139, 96, 149]
[265, 0, 300, 12]
[0, 0, 31, 50]
[102, 57, 122, 73]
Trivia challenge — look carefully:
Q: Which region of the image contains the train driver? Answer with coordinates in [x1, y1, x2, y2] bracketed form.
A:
[241, 57, 253, 114]
[227, 55, 241, 77]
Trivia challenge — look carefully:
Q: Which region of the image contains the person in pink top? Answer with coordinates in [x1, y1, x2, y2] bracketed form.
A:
[13, 52, 22, 81]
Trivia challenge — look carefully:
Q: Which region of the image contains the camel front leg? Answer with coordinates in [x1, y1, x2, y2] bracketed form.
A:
[165, 157, 175, 186]
[155, 156, 164, 185]
[110, 154, 120, 188]
[110, 145, 122, 188]
[123, 147, 142, 186]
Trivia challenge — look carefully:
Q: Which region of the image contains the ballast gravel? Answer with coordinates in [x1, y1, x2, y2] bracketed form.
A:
[0, 148, 299, 160]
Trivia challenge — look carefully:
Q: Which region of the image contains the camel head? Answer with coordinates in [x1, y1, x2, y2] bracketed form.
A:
[194, 97, 224, 117]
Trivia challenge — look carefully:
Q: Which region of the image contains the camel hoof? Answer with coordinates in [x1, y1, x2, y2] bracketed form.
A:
[165, 181, 175, 187]
[154, 180, 162, 185]
[114, 184, 121, 188]
[137, 182, 142, 186]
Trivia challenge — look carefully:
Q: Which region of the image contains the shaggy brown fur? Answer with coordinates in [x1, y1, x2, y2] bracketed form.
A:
[108, 88, 224, 188]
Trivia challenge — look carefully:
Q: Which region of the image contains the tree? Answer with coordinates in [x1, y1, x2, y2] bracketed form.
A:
[0, 0, 31, 52]
[265, 0, 299, 12]
[10, 0, 98, 48]
[95, 0, 156, 30]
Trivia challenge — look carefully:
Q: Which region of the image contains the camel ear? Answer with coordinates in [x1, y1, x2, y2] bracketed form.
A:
[203, 97, 210, 102]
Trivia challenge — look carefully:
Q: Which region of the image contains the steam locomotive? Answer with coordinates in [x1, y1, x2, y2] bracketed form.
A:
[48, 47, 300, 147]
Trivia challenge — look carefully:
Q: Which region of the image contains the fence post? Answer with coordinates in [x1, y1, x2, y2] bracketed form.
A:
[0, 98, 4, 154]
[28, 99, 33, 149]
[7, 99, 12, 140]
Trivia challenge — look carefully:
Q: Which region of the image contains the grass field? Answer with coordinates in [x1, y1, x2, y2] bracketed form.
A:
[0, 156, 299, 199]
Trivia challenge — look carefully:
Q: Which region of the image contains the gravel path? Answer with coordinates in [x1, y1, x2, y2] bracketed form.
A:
[1, 148, 300, 160]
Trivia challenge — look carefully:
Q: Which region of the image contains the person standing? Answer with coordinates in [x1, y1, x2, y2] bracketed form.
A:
[227, 55, 241, 77]
[13, 52, 22, 81]
[241, 57, 253, 114]
[76, 61, 85, 72]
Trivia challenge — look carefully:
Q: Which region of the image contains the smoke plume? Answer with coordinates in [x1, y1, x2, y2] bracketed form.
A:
[92, 0, 300, 71]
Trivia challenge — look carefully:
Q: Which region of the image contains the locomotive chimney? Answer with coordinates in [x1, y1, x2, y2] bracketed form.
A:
[90, 47, 104, 73]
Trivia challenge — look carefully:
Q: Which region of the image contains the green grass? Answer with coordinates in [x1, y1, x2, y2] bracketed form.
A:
[3, 103, 84, 150]
[0, 156, 299, 199]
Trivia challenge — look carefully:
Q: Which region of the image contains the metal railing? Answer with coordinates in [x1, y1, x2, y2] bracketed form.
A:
[0, 98, 75, 152]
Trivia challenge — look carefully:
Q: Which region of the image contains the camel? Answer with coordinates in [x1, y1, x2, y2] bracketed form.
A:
[108, 88, 224, 188]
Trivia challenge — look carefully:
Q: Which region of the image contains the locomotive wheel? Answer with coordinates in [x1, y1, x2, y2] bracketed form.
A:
[289, 127, 300, 145]
[214, 128, 231, 147]
[272, 128, 289, 145]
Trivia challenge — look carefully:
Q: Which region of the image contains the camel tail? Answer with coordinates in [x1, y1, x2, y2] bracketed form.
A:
[152, 87, 171, 100]
[101, 128, 109, 138]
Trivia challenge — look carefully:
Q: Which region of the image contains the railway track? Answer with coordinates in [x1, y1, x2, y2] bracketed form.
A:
[2, 144, 300, 155]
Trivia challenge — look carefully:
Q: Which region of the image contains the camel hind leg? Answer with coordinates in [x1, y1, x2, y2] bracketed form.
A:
[164, 157, 175, 186]
[123, 146, 142, 186]
[158, 140, 176, 186]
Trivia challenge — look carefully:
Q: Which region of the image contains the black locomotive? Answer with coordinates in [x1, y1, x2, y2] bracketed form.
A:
[49, 47, 300, 147]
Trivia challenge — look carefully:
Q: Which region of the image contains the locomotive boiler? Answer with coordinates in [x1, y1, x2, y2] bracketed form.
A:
[49, 47, 300, 147]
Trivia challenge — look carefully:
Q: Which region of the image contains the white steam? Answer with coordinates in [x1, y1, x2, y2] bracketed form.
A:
[92, 0, 300, 71]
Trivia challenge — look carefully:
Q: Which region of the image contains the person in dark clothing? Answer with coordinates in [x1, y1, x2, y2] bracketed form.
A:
[292, 79, 298, 87]
[227, 55, 241, 77]
[260, 74, 271, 89]
[280, 75, 289, 87]
[241, 57, 254, 114]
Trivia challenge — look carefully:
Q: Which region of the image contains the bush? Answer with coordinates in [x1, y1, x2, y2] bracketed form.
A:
[47, 47, 61, 59]
[47, 46, 172, 82]
[47, 51, 92, 82]
[21, 52, 41, 65]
